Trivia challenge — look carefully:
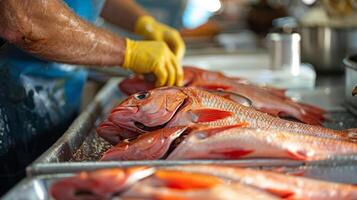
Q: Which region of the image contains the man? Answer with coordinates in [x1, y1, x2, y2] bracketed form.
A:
[0, 0, 185, 194]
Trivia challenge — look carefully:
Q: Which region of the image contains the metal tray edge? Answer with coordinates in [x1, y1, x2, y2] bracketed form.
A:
[27, 78, 122, 176]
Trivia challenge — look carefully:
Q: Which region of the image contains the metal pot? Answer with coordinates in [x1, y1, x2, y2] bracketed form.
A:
[300, 26, 357, 73]
[344, 54, 357, 116]
[272, 17, 357, 73]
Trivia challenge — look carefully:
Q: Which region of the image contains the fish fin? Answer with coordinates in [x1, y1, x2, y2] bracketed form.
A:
[190, 109, 233, 123]
[266, 188, 295, 198]
[210, 149, 254, 159]
[286, 150, 308, 161]
[156, 170, 222, 190]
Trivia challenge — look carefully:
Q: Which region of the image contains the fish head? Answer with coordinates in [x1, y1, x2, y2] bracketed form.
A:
[109, 87, 188, 132]
[50, 167, 155, 200]
[96, 120, 140, 144]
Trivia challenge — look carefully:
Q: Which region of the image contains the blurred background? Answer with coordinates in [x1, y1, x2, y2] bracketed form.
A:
[87, 0, 357, 111]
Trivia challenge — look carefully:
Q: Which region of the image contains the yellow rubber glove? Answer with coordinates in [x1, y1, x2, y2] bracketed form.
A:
[123, 38, 183, 87]
[135, 16, 185, 60]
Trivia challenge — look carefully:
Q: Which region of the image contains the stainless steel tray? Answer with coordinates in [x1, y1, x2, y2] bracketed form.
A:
[28, 78, 305, 176]
[2, 174, 69, 200]
[28, 78, 357, 176]
[6, 162, 357, 200]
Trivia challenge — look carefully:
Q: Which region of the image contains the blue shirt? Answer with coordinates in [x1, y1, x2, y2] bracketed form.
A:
[0, 0, 104, 156]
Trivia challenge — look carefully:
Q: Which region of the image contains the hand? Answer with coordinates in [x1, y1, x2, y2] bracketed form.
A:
[135, 16, 185, 60]
[123, 39, 183, 87]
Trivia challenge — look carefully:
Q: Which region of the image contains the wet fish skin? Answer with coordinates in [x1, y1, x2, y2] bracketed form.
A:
[96, 120, 139, 145]
[109, 87, 356, 142]
[101, 127, 187, 161]
[167, 126, 357, 160]
[175, 165, 357, 200]
[109, 87, 187, 133]
[185, 67, 325, 125]
[119, 66, 325, 125]
[50, 167, 279, 200]
[50, 167, 153, 200]
[122, 169, 279, 200]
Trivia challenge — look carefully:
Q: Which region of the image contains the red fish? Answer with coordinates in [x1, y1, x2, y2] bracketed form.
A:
[167, 126, 357, 161]
[119, 66, 326, 125]
[50, 167, 155, 200]
[96, 120, 139, 145]
[123, 170, 279, 200]
[51, 166, 357, 200]
[104, 87, 356, 143]
[51, 167, 279, 200]
[175, 165, 357, 200]
[101, 127, 187, 161]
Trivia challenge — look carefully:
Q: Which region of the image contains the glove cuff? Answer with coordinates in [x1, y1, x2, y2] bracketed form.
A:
[134, 15, 156, 36]
[123, 38, 135, 69]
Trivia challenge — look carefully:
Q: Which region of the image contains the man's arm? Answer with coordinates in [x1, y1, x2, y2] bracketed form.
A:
[0, 0, 126, 66]
[101, 0, 148, 32]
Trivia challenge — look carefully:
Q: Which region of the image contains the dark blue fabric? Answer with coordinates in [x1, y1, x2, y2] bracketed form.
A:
[0, 0, 104, 194]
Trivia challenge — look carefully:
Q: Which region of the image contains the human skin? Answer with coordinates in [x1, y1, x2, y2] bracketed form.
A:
[0, 0, 129, 66]
[101, 0, 148, 32]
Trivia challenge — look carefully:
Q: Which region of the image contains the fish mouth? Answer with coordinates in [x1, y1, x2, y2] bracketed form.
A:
[133, 98, 188, 132]
[134, 121, 168, 132]
[163, 128, 191, 159]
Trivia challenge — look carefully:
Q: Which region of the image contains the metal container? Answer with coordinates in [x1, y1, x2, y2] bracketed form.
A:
[5, 162, 357, 200]
[28, 78, 357, 176]
[300, 26, 357, 73]
[267, 32, 301, 75]
[344, 54, 357, 116]
[2, 174, 70, 200]
[28, 78, 305, 176]
[272, 12, 357, 73]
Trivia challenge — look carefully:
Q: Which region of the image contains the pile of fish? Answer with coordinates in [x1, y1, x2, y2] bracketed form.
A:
[50, 165, 357, 200]
[97, 66, 357, 161]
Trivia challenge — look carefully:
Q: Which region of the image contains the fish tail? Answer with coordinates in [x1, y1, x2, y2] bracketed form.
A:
[346, 129, 357, 142]
[299, 102, 326, 115]
[334, 129, 357, 143]
[298, 112, 325, 126]
[279, 108, 325, 126]
[293, 102, 326, 125]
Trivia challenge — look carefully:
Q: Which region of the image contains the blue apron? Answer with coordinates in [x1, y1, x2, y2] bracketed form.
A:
[0, 0, 104, 193]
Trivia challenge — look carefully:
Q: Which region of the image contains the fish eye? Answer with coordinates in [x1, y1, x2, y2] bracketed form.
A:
[134, 92, 150, 100]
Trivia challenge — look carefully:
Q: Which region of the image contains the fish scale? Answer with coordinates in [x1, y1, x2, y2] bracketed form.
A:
[101, 87, 356, 144]
[181, 87, 351, 141]
[174, 165, 357, 200]
[119, 66, 326, 125]
[167, 127, 357, 160]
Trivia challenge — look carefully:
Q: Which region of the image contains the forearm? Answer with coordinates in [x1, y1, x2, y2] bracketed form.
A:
[101, 0, 148, 32]
[0, 0, 126, 66]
